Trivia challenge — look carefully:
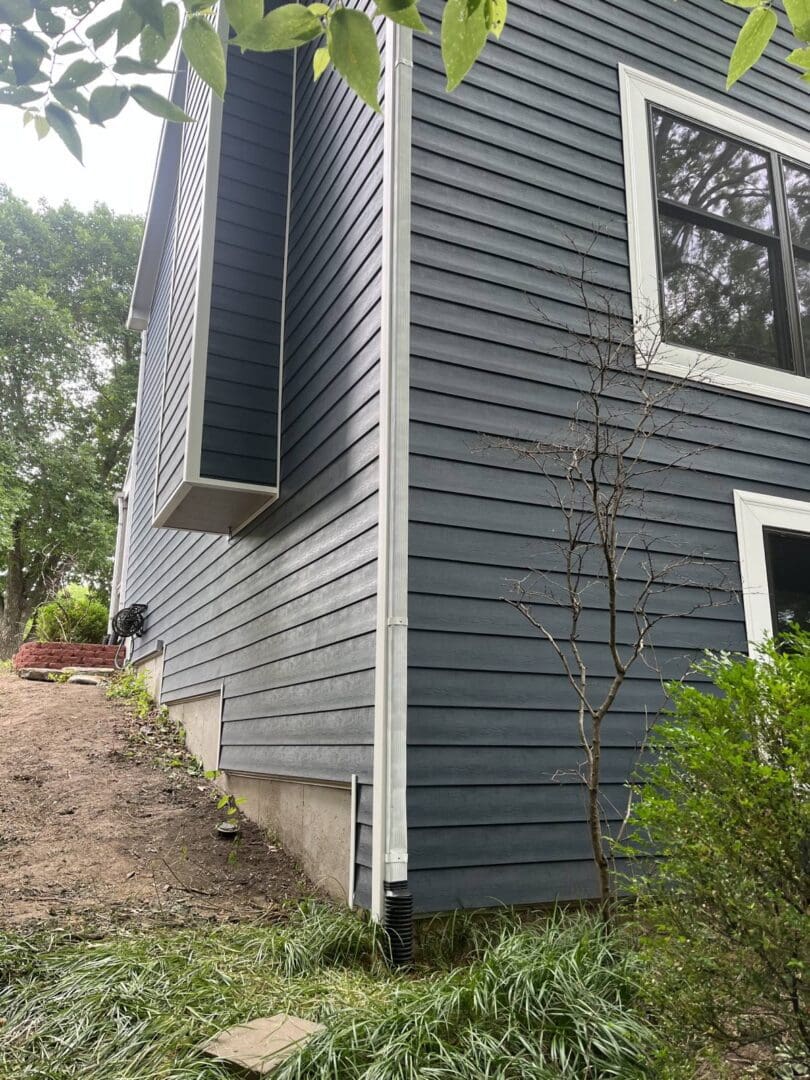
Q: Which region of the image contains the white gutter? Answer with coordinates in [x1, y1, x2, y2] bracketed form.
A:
[371, 20, 413, 921]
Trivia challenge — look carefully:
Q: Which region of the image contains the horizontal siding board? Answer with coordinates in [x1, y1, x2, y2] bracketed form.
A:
[406, 0, 810, 912]
[125, 21, 382, 865]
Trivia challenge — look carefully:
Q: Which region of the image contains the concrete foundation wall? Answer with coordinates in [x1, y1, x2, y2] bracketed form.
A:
[136, 649, 164, 701]
[220, 773, 352, 903]
[135, 663, 353, 902]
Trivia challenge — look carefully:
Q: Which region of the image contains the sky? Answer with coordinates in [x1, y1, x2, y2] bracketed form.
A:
[0, 0, 176, 219]
[0, 105, 163, 217]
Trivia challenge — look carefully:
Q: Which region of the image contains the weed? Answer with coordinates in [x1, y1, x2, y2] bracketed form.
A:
[106, 667, 154, 720]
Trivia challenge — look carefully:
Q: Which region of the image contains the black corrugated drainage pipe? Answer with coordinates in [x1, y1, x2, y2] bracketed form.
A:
[383, 881, 413, 967]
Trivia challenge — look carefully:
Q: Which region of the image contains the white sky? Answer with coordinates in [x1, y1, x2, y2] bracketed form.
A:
[0, 1, 177, 218]
[0, 106, 163, 216]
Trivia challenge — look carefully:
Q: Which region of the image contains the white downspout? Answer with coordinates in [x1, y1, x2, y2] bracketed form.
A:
[371, 20, 413, 925]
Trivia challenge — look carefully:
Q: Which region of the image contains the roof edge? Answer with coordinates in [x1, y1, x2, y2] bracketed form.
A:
[127, 56, 188, 331]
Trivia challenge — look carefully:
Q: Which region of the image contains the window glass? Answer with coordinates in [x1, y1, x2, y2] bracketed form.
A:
[794, 257, 810, 355]
[764, 529, 810, 634]
[652, 109, 774, 231]
[783, 162, 810, 248]
[658, 217, 780, 366]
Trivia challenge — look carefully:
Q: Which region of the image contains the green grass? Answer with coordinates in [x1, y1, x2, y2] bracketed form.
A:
[0, 904, 656, 1079]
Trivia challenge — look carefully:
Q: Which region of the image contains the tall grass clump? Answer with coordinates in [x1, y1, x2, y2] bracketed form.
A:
[0, 905, 655, 1080]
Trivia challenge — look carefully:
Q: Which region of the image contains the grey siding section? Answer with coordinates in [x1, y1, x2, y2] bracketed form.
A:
[200, 48, 292, 487]
[124, 22, 384, 888]
[407, 0, 810, 912]
[154, 65, 211, 512]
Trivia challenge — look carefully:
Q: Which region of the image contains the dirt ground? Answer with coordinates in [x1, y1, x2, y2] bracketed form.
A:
[0, 673, 312, 930]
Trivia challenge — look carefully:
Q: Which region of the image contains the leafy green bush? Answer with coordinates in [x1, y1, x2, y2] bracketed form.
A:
[34, 585, 108, 644]
[624, 636, 810, 1075]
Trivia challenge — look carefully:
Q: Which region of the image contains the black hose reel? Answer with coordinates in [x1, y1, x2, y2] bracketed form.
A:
[111, 603, 148, 668]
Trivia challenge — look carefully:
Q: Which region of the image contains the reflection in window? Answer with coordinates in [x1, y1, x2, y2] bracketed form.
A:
[659, 219, 778, 366]
[653, 110, 774, 230]
[783, 163, 810, 249]
[764, 529, 810, 634]
[649, 108, 810, 377]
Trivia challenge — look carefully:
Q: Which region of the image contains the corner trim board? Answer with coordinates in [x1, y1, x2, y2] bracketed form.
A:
[371, 22, 413, 921]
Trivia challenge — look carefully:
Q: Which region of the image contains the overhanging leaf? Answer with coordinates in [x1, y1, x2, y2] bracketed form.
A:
[181, 14, 226, 96]
[116, 0, 144, 51]
[85, 9, 119, 46]
[140, 2, 179, 62]
[88, 83, 129, 123]
[51, 84, 90, 116]
[0, 0, 33, 23]
[234, 3, 322, 50]
[130, 82, 192, 119]
[54, 58, 104, 88]
[44, 101, 82, 161]
[328, 6, 380, 111]
[10, 26, 48, 84]
[485, 0, 506, 38]
[787, 45, 810, 66]
[130, 0, 165, 34]
[223, 0, 262, 33]
[55, 41, 86, 53]
[35, 6, 66, 35]
[375, 0, 427, 32]
[726, 5, 777, 87]
[785, 0, 810, 40]
[113, 55, 164, 73]
[441, 0, 487, 90]
[312, 42, 329, 79]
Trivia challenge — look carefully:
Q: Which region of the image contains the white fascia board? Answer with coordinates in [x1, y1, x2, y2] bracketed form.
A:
[128, 57, 188, 331]
[371, 21, 413, 921]
[619, 64, 810, 411]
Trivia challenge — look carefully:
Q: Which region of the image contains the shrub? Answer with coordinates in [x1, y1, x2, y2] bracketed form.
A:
[624, 635, 810, 1075]
[34, 586, 108, 644]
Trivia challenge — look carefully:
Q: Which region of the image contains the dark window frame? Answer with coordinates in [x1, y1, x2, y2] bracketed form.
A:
[763, 525, 810, 637]
[648, 104, 809, 378]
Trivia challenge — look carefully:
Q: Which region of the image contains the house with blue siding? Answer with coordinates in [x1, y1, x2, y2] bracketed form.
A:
[113, 0, 810, 924]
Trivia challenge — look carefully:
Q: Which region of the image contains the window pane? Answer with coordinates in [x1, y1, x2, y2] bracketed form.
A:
[765, 529, 810, 634]
[658, 214, 780, 366]
[783, 162, 810, 248]
[794, 256, 810, 355]
[652, 109, 774, 231]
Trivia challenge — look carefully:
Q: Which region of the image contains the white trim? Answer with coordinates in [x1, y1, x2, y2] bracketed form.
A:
[371, 21, 413, 921]
[734, 490, 810, 653]
[348, 773, 358, 910]
[128, 58, 188, 331]
[183, 8, 228, 487]
[619, 64, 810, 411]
[276, 50, 297, 496]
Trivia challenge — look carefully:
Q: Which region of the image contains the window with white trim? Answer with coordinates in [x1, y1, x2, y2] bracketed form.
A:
[620, 67, 810, 409]
[734, 490, 810, 651]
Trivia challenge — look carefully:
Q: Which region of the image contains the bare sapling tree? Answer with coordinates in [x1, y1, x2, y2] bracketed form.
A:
[488, 244, 735, 907]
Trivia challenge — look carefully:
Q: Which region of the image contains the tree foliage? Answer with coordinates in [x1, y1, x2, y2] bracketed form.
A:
[2, 0, 805, 161]
[0, 186, 142, 655]
[624, 636, 810, 1074]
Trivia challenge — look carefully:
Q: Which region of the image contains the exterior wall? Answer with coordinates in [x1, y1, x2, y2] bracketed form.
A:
[154, 67, 210, 515]
[404, 0, 810, 912]
[124, 38, 384, 898]
[200, 50, 292, 487]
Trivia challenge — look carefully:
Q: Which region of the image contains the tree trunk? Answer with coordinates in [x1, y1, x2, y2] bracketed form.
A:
[0, 520, 27, 658]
